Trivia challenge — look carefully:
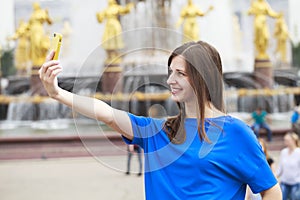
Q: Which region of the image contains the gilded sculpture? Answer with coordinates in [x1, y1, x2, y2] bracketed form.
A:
[176, 0, 213, 43]
[8, 20, 30, 75]
[28, 2, 52, 66]
[247, 0, 279, 59]
[274, 12, 290, 63]
[96, 0, 133, 62]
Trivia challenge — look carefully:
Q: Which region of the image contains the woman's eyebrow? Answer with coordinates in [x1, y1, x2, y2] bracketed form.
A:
[169, 64, 186, 72]
[176, 68, 186, 73]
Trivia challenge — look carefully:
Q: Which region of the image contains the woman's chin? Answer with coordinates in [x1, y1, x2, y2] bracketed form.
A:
[171, 95, 181, 102]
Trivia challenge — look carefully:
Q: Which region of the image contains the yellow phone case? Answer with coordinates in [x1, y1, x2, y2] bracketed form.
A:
[51, 32, 62, 60]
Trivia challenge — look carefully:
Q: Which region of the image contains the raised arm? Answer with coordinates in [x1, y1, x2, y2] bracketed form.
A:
[39, 51, 134, 140]
[265, 2, 279, 18]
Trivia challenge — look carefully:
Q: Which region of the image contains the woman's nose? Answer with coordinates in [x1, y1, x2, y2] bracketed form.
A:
[167, 74, 175, 85]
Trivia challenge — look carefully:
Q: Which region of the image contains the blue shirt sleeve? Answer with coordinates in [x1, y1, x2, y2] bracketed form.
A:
[228, 119, 277, 193]
[122, 113, 165, 149]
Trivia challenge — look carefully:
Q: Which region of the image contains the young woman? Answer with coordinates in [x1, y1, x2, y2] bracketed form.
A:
[276, 132, 300, 200]
[39, 41, 281, 199]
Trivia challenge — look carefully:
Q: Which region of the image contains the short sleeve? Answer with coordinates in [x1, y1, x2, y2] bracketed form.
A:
[246, 158, 277, 193]
[228, 120, 277, 193]
[122, 113, 165, 149]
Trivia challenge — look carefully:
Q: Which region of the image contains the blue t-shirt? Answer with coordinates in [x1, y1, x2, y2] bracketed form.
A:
[291, 111, 299, 124]
[123, 113, 277, 200]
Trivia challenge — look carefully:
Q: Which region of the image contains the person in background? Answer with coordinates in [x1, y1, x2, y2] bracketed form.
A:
[258, 137, 275, 172]
[251, 107, 272, 141]
[276, 132, 300, 200]
[291, 106, 300, 137]
[126, 144, 142, 176]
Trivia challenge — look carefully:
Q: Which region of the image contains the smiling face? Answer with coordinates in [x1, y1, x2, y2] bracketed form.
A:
[164, 41, 224, 143]
[284, 133, 298, 148]
[167, 55, 195, 104]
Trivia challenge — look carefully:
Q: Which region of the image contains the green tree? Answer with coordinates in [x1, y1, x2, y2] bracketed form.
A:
[1, 47, 16, 77]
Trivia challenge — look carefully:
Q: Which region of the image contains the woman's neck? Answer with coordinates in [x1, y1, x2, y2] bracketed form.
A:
[184, 102, 225, 118]
[184, 101, 197, 118]
[288, 145, 297, 153]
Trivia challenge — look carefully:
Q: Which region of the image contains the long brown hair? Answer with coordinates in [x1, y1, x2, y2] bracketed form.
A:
[258, 138, 269, 158]
[163, 41, 224, 144]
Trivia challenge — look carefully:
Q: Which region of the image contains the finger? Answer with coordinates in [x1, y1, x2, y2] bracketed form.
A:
[45, 65, 62, 78]
[46, 50, 55, 62]
[48, 68, 62, 82]
[39, 60, 60, 77]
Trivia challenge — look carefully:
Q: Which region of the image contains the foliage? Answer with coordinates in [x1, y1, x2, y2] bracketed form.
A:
[0, 47, 16, 77]
[292, 42, 300, 68]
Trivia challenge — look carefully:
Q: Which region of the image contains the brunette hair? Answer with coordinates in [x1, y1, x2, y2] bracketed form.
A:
[258, 138, 269, 158]
[163, 41, 224, 144]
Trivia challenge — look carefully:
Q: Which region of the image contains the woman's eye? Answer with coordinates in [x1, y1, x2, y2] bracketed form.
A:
[168, 69, 186, 77]
[178, 71, 185, 76]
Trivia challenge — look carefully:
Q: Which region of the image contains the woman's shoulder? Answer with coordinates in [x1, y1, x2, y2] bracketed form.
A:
[224, 115, 250, 128]
[280, 148, 289, 154]
[206, 115, 252, 135]
[206, 115, 247, 127]
[220, 115, 255, 138]
[127, 113, 166, 126]
[295, 148, 300, 154]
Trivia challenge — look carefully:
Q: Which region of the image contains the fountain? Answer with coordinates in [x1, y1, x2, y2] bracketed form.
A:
[1, 1, 298, 114]
[0, 0, 299, 160]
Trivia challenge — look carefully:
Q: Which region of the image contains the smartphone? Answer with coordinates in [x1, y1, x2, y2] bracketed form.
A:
[51, 32, 62, 60]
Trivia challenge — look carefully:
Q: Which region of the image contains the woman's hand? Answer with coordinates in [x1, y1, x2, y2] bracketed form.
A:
[39, 50, 62, 99]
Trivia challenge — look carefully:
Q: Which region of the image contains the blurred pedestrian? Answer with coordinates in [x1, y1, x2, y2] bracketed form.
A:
[258, 138, 275, 172]
[251, 107, 272, 141]
[276, 132, 300, 200]
[126, 144, 142, 176]
[291, 106, 300, 137]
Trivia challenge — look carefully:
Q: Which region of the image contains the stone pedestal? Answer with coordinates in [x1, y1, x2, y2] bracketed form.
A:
[254, 59, 273, 88]
[30, 66, 48, 96]
[101, 63, 123, 94]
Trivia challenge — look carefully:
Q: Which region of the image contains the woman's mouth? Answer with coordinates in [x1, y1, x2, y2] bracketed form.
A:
[171, 88, 182, 95]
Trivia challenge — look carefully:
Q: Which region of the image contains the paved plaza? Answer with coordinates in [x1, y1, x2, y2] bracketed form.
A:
[0, 150, 281, 200]
[0, 113, 287, 200]
[0, 156, 144, 200]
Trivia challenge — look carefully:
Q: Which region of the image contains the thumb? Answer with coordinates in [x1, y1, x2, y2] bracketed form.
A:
[46, 50, 55, 62]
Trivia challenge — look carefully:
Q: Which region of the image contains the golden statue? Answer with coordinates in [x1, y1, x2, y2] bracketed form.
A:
[176, 0, 213, 43]
[274, 12, 290, 63]
[247, 0, 279, 59]
[28, 2, 52, 66]
[8, 20, 30, 75]
[61, 20, 73, 57]
[96, 0, 133, 51]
